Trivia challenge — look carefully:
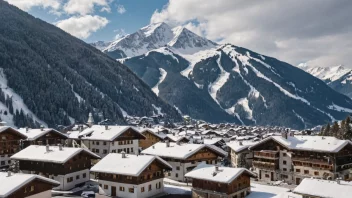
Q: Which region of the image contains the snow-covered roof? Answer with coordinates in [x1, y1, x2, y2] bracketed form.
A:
[227, 141, 256, 153]
[0, 172, 59, 197]
[141, 142, 227, 160]
[0, 126, 27, 138]
[91, 153, 172, 176]
[78, 125, 145, 141]
[203, 138, 224, 145]
[250, 135, 352, 153]
[18, 128, 68, 140]
[185, 163, 255, 183]
[137, 128, 164, 139]
[293, 178, 352, 198]
[11, 145, 100, 163]
[166, 134, 188, 142]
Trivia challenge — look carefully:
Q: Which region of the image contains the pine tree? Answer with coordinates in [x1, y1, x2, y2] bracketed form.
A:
[320, 126, 325, 136]
[344, 116, 352, 140]
[339, 119, 346, 139]
[331, 121, 339, 138]
[324, 123, 331, 136]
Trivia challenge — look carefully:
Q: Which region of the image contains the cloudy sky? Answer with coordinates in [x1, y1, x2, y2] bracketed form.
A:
[6, 0, 352, 68]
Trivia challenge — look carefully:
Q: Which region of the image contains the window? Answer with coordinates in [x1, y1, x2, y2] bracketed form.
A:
[103, 141, 107, 145]
[265, 174, 270, 178]
[283, 153, 287, 157]
[104, 185, 108, 189]
[296, 169, 301, 173]
[127, 176, 132, 180]
[304, 170, 309, 174]
[283, 160, 287, 165]
[92, 148, 95, 152]
[141, 187, 145, 192]
[314, 171, 319, 176]
[83, 173, 87, 178]
[92, 141, 95, 145]
[96, 149, 100, 153]
[103, 150, 108, 154]
[112, 150, 116, 153]
[283, 168, 287, 171]
[76, 175, 80, 180]
[120, 186, 125, 191]
[113, 174, 117, 179]
[96, 141, 100, 145]
[168, 172, 171, 176]
[67, 177, 73, 183]
[127, 148, 130, 153]
[129, 188, 134, 193]
[175, 173, 178, 178]
[131, 148, 134, 153]
[176, 166, 180, 170]
[148, 184, 152, 191]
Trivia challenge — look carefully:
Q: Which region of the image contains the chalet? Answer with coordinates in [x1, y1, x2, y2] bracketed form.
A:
[141, 142, 227, 182]
[0, 172, 59, 198]
[18, 127, 68, 147]
[91, 152, 172, 198]
[227, 141, 255, 168]
[293, 178, 352, 198]
[10, 145, 100, 190]
[0, 126, 27, 168]
[185, 163, 256, 198]
[164, 134, 189, 143]
[138, 129, 163, 150]
[70, 125, 146, 157]
[249, 133, 352, 184]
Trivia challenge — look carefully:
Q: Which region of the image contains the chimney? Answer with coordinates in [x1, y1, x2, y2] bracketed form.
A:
[40, 125, 44, 131]
[58, 144, 63, 151]
[239, 141, 243, 146]
[176, 141, 181, 146]
[79, 125, 83, 132]
[281, 131, 288, 139]
[337, 178, 341, 184]
[7, 171, 11, 177]
[166, 140, 170, 147]
[215, 165, 219, 171]
[121, 151, 126, 158]
[105, 125, 109, 130]
[46, 144, 50, 152]
[152, 145, 155, 149]
[26, 127, 29, 133]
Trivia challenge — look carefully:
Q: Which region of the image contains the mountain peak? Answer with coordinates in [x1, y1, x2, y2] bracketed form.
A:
[140, 22, 171, 37]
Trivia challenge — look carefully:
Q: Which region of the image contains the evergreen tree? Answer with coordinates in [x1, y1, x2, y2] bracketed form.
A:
[339, 119, 346, 139]
[320, 126, 325, 136]
[344, 116, 352, 140]
[324, 123, 331, 136]
[331, 121, 339, 138]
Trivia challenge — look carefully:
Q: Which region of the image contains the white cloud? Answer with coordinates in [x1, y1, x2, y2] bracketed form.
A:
[6, 0, 61, 11]
[117, 4, 126, 14]
[56, 15, 109, 39]
[63, 0, 112, 15]
[151, 0, 352, 68]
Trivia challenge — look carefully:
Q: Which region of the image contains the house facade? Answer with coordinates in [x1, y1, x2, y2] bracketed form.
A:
[142, 142, 228, 182]
[249, 133, 352, 185]
[0, 126, 27, 169]
[91, 153, 172, 198]
[185, 164, 256, 198]
[11, 145, 100, 190]
[18, 127, 68, 148]
[70, 125, 145, 157]
[227, 141, 255, 169]
[138, 129, 163, 150]
[0, 172, 59, 198]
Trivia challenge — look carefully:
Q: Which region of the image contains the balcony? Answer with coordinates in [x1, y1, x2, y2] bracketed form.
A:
[253, 161, 278, 170]
[254, 151, 279, 160]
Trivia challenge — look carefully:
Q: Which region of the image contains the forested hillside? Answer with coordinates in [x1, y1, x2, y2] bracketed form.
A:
[0, 1, 181, 128]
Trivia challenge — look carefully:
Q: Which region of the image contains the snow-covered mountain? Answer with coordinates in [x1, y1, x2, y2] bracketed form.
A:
[101, 22, 217, 57]
[92, 23, 352, 129]
[298, 64, 352, 98]
[90, 41, 112, 51]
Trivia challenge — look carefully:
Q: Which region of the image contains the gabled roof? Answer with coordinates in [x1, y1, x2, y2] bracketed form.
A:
[91, 153, 172, 177]
[227, 141, 256, 153]
[79, 125, 146, 141]
[293, 178, 352, 198]
[249, 135, 352, 153]
[0, 172, 59, 197]
[11, 145, 100, 163]
[18, 128, 68, 140]
[0, 126, 27, 139]
[138, 128, 164, 140]
[165, 134, 188, 142]
[185, 163, 256, 183]
[141, 142, 227, 160]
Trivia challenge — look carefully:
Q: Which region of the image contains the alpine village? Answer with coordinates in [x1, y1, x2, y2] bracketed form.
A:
[0, 0, 352, 198]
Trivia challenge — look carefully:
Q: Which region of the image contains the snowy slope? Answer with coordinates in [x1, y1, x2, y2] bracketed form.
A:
[298, 64, 352, 98]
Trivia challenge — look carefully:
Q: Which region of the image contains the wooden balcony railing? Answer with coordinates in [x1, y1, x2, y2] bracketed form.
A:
[254, 151, 279, 159]
[253, 161, 278, 170]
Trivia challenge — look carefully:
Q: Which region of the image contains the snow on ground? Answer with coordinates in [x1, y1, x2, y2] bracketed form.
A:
[0, 68, 47, 127]
[247, 183, 291, 198]
[164, 184, 191, 195]
[180, 48, 219, 78]
[152, 104, 164, 116]
[292, 110, 306, 128]
[146, 47, 179, 63]
[64, 78, 84, 103]
[152, 68, 167, 96]
[208, 53, 230, 106]
[328, 103, 352, 113]
[173, 105, 183, 115]
[236, 98, 255, 122]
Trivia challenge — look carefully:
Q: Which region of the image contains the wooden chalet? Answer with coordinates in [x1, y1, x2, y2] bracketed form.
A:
[141, 142, 227, 182]
[10, 145, 100, 190]
[91, 152, 172, 198]
[0, 126, 27, 168]
[138, 129, 163, 150]
[185, 164, 256, 198]
[18, 127, 68, 147]
[0, 172, 59, 198]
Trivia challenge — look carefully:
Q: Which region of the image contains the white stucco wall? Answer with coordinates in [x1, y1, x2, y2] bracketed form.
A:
[97, 178, 164, 198]
[50, 169, 90, 190]
[0, 154, 11, 168]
